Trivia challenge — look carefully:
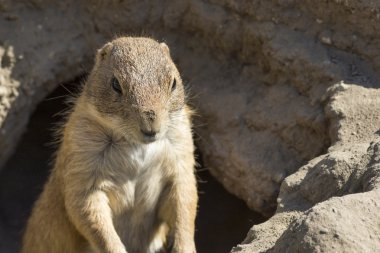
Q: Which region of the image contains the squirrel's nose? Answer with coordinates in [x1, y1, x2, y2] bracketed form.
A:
[139, 109, 161, 142]
[144, 110, 156, 122]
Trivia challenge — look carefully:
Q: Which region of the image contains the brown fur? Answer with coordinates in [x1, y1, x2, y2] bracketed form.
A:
[21, 37, 198, 253]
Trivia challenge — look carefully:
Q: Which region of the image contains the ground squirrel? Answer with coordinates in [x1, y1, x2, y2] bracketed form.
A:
[21, 37, 198, 253]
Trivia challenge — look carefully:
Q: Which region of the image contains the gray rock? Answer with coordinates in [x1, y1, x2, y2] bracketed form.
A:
[232, 85, 380, 252]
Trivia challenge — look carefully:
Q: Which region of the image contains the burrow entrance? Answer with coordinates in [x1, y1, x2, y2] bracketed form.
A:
[0, 79, 266, 253]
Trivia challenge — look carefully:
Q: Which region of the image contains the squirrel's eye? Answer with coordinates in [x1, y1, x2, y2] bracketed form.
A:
[111, 77, 122, 94]
[171, 78, 176, 92]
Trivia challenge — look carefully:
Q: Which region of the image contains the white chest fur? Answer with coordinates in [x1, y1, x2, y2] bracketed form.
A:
[103, 139, 171, 215]
[98, 139, 174, 252]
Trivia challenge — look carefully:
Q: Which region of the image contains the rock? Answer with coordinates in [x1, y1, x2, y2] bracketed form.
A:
[272, 190, 380, 253]
[232, 85, 380, 252]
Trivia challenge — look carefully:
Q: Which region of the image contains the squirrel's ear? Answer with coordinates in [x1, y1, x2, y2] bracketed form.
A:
[160, 42, 170, 55]
[96, 42, 113, 62]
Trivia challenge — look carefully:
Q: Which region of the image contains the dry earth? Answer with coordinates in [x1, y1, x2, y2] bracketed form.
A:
[0, 0, 379, 252]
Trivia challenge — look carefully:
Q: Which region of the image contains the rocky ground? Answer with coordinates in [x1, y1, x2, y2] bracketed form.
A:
[231, 84, 380, 252]
[0, 0, 380, 252]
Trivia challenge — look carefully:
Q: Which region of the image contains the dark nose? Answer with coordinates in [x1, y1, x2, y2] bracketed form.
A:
[141, 129, 157, 138]
[144, 110, 156, 122]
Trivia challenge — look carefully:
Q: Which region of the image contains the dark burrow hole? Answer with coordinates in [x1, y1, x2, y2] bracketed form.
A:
[0, 78, 266, 253]
[1, 52, 11, 68]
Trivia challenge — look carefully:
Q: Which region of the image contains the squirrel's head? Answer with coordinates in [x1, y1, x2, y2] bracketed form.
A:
[84, 37, 185, 144]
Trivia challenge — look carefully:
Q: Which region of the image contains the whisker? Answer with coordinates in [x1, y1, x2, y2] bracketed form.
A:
[59, 83, 75, 96]
[45, 95, 70, 101]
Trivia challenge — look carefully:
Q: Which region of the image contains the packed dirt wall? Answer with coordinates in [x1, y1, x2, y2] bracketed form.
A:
[0, 0, 380, 252]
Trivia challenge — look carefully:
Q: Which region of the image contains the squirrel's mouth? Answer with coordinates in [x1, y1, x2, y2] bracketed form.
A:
[141, 135, 157, 144]
[140, 129, 158, 144]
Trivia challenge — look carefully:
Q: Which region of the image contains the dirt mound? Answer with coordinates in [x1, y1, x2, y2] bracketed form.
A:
[232, 84, 380, 252]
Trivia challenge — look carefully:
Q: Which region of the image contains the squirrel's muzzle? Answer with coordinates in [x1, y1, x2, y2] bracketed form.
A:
[139, 109, 163, 143]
